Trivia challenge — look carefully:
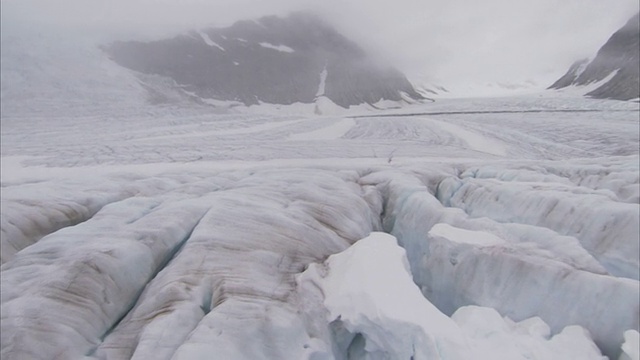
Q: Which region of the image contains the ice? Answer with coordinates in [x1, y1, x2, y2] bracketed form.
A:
[316, 66, 328, 97]
[198, 31, 225, 51]
[429, 223, 504, 246]
[367, 170, 638, 358]
[258, 42, 295, 53]
[1, 38, 638, 359]
[74, 169, 381, 359]
[436, 172, 639, 279]
[288, 118, 355, 141]
[1, 195, 214, 359]
[620, 330, 640, 360]
[296, 232, 606, 359]
[425, 118, 508, 156]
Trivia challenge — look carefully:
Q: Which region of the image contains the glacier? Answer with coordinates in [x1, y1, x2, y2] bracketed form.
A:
[1, 14, 639, 358]
[2, 93, 640, 359]
[296, 232, 606, 360]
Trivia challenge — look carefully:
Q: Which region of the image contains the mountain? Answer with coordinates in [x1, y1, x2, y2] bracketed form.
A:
[550, 13, 639, 101]
[105, 13, 424, 109]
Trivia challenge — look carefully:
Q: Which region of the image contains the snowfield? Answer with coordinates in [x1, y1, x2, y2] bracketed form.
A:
[1, 93, 638, 359]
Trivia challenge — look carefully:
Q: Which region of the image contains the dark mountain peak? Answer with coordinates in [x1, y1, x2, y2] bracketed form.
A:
[550, 12, 639, 101]
[105, 13, 423, 108]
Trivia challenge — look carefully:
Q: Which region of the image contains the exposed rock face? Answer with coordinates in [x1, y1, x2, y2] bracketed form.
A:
[105, 13, 423, 108]
[550, 13, 639, 100]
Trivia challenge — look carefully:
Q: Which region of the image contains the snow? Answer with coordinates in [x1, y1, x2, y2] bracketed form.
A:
[429, 223, 504, 246]
[1, 22, 639, 359]
[620, 330, 640, 360]
[288, 118, 355, 141]
[296, 232, 606, 359]
[198, 31, 225, 51]
[316, 66, 328, 97]
[258, 42, 295, 53]
[425, 118, 508, 156]
[550, 69, 620, 97]
[381, 183, 638, 358]
[436, 172, 640, 279]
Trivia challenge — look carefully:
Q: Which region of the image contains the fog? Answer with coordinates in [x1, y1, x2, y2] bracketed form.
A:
[2, 0, 638, 93]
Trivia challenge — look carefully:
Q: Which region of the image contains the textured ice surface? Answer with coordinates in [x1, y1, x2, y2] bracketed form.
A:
[620, 330, 640, 360]
[1, 93, 638, 359]
[296, 232, 605, 359]
[371, 167, 638, 358]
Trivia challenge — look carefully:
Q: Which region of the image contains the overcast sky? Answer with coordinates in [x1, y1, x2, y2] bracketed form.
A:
[2, 0, 638, 92]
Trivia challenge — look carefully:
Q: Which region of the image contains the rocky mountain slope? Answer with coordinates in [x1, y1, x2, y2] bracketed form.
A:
[550, 13, 639, 101]
[105, 13, 423, 108]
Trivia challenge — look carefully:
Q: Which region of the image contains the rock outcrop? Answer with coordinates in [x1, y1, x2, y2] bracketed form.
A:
[550, 13, 639, 101]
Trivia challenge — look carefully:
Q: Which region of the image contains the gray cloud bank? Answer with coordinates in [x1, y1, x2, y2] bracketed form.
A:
[2, 0, 638, 92]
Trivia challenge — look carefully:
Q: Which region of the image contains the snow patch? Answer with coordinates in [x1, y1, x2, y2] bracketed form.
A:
[430, 223, 504, 246]
[198, 32, 225, 51]
[258, 42, 294, 53]
[620, 330, 640, 360]
[316, 66, 328, 97]
[551, 69, 620, 97]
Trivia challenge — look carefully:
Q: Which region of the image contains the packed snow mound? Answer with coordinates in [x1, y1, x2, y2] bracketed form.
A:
[620, 330, 640, 360]
[296, 232, 606, 359]
[105, 13, 423, 108]
[550, 13, 639, 101]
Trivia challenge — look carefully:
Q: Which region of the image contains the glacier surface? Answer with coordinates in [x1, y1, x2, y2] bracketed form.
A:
[1, 49, 639, 359]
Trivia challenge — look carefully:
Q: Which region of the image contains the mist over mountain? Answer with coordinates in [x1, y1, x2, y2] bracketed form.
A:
[550, 13, 639, 101]
[105, 13, 423, 109]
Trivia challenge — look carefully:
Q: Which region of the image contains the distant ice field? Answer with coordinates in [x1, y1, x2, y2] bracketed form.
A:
[2, 96, 638, 170]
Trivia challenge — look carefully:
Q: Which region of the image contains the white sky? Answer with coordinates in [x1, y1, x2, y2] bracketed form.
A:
[2, 0, 638, 91]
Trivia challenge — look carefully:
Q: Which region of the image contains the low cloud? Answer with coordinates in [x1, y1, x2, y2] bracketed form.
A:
[2, 0, 638, 89]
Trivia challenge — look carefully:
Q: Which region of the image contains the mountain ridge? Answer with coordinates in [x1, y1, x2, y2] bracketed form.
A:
[550, 13, 639, 101]
[105, 13, 424, 109]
